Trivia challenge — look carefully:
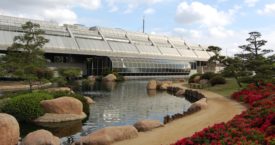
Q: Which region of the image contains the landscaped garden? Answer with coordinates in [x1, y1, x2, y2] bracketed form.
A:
[173, 82, 275, 145]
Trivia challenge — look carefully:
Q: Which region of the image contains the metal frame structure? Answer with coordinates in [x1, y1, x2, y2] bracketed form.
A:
[0, 15, 214, 76]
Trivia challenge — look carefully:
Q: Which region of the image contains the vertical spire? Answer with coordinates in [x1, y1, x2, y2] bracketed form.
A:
[143, 15, 145, 33]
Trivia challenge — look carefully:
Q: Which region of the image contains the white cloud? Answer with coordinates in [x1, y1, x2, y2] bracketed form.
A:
[106, 0, 163, 14]
[258, 3, 275, 15]
[144, 8, 155, 15]
[209, 27, 234, 38]
[244, 0, 259, 7]
[0, 0, 102, 24]
[175, 1, 232, 27]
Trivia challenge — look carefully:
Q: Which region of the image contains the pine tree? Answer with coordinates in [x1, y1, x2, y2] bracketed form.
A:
[0, 21, 49, 91]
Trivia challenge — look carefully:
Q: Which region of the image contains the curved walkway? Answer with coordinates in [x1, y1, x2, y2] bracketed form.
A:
[114, 83, 246, 145]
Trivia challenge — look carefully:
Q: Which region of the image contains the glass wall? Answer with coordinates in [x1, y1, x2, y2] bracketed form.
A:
[110, 57, 191, 76]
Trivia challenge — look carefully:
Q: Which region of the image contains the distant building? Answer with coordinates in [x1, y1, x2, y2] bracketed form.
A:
[0, 15, 214, 78]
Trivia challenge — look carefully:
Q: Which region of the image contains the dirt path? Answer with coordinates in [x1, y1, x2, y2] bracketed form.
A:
[114, 83, 246, 145]
[0, 82, 52, 92]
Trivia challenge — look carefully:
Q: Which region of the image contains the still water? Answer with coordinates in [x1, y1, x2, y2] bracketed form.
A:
[22, 80, 191, 144]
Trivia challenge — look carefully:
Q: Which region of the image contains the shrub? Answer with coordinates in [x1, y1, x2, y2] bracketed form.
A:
[58, 67, 81, 81]
[188, 73, 202, 83]
[209, 76, 226, 86]
[239, 76, 255, 84]
[201, 72, 216, 80]
[2, 92, 53, 121]
[51, 77, 67, 87]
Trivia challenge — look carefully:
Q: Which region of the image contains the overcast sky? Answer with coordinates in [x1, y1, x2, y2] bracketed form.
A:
[0, 0, 275, 56]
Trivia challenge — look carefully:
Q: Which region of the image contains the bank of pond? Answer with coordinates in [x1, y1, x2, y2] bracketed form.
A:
[0, 80, 207, 145]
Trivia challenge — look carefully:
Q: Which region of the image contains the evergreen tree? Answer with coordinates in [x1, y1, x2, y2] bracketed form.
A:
[238, 32, 274, 84]
[0, 21, 49, 91]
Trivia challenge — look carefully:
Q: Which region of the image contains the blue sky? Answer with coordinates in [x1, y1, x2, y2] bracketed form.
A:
[0, 0, 275, 55]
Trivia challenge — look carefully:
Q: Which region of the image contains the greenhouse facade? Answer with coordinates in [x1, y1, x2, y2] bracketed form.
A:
[0, 15, 214, 77]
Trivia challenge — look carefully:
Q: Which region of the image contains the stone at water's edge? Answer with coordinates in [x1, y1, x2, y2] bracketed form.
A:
[175, 89, 185, 97]
[103, 74, 117, 82]
[147, 80, 157, 90]
[21, 129, 60, 145]
[74, 126, 138, 145]
[0, 113, 20, 145]
[40, 97, 83, 115]
[134, 120, 164, 132]
[85, 96, 95, 104]
[188, 98, 208, 112]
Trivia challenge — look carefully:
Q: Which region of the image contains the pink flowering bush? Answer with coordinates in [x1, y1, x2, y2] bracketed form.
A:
[173, 83, 275, 145]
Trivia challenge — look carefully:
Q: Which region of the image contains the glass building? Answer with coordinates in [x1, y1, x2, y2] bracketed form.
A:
[0, 15, 214, 77]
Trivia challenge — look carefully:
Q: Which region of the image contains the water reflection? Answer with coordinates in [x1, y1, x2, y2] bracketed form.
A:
[36, 120, 82, 138]
[67, 80, 191, 142]
[147, 89, 157, 97]
[20, 80, 191, 144]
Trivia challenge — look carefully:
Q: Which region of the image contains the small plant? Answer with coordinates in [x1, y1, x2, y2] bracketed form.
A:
[2, 92, 53, 121]
[209, 76, 226, 86]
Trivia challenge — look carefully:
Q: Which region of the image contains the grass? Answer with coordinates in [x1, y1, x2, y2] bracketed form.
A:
[204, 78, 246, 97]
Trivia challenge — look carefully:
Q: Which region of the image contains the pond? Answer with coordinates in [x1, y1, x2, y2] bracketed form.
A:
[21, 80, 191, 144]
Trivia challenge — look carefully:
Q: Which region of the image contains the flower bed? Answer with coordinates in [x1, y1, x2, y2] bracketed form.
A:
[173, 83, 275, 145]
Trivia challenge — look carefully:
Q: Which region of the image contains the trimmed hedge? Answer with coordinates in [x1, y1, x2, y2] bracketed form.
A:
[209, 76, 226, 86]
[2, 92, 53, 121]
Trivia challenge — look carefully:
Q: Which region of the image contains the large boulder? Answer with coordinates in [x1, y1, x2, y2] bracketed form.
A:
[21, 129, 60, 145]
[0, 113, 20, 145]
[74, 126, 138, 145]
[147, 80, 157, 90]
[133, 120, 164, 132]
[103, 74, 117, 82]
[41, 97, 83, 115]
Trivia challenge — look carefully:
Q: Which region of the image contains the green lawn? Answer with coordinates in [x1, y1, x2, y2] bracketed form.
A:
[204, 78, 246, 97]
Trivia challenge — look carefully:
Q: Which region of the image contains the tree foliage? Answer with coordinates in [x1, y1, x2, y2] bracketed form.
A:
[238, 32, 273, 57]
[0, 21, 50, 91]
[207, 32, 275, 87]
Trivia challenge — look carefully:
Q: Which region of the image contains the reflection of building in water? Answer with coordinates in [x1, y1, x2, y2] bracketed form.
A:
[103, 109, 120, 122]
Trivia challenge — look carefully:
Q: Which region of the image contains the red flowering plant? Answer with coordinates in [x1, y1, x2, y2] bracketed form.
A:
[173, 83, 275, 145]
